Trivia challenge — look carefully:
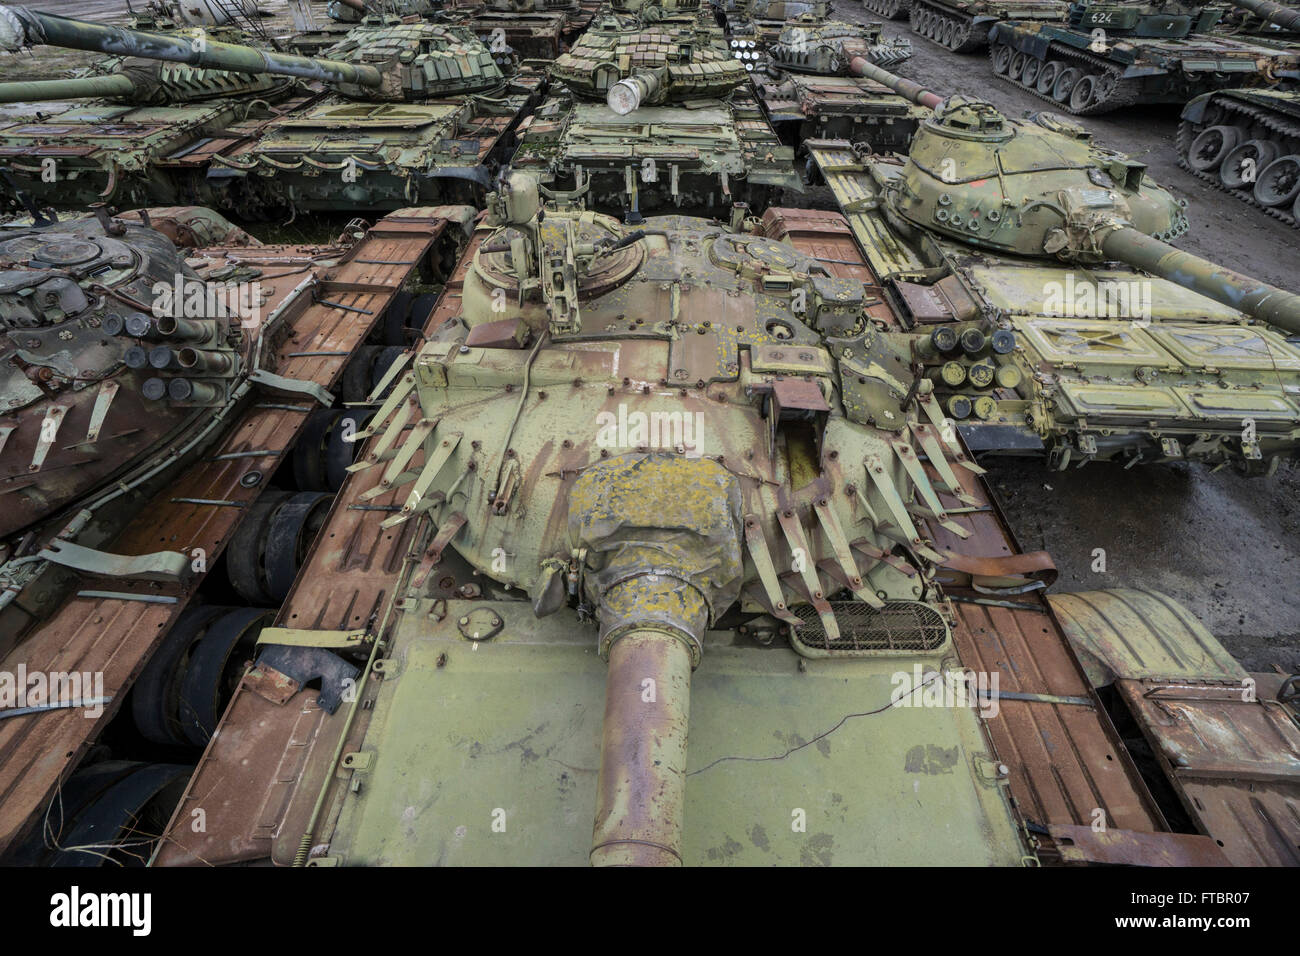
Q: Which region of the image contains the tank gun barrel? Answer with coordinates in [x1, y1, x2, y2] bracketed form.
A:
[1102, 227, 1300, 333]
[847, 57, 943, 109]
[0, 73, 134, 103]
[1232, 0, 1300, 31]
[0, 5, 384, 88]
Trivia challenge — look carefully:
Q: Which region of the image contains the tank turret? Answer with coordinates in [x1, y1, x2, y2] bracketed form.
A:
[551, 13, 747, 108]
[0, 207, 255, 539]
[762, 17, 913, 73]
[323, 0, 435, 22]
[854, 61, 1300, 331]
[0, 4, 510, 101]
[1061, 0, 1227, 38]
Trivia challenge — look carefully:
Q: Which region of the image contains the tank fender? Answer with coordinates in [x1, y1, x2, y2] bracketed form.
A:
[990, 24, 1052, 61]
[1180, 92, 1213, 124]
[1048, 589, 1246, 690]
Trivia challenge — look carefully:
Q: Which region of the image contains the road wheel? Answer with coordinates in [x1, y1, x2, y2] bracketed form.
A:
[1220, 139, 1280, 189]
[1187, 125, 1242, 172]
[1052, 67, 1080, 103]
[1254, 154, 1300, 207]
[1069, 74, 1097, 112]
[991, 43, 1013, 75]
[1037, 60, 1063, 95]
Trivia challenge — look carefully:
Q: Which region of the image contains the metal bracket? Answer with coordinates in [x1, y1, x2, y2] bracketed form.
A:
[38, 540, 189, 583]
[248, 368, 333, 407]
[256, 627, 370, 649]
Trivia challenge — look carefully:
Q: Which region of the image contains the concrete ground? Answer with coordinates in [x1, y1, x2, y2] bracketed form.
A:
[1, 0, 1297, 670]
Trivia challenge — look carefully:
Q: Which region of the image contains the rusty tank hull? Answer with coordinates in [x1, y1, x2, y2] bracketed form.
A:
[135, 183, 1300, 868]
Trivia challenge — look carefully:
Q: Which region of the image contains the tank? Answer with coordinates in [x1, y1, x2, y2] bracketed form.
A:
[715, 0, 833, 43]
[1179, 88, 1300, 228]
[0, 5, 542, 215]
[0, 14, 314, 218]
[138, 170, 1300, 868]
[1175, 2, 1300, 227]
[444, 0, 589, 59]
[148, 172, 1032, 866]
[0, 204, 279, 646]
[752, 16, 924, 148]
[988, 0, 1300, 114]
[894, 0, 1068, 53]
[298, 0, 586, 60]
[510, 0, 800, 219]
[862, 0, 915, 21]
[806, 61, 1300, 472]
[0, 206, 255, 542]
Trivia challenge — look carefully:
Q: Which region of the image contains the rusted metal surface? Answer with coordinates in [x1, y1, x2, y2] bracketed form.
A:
[931, 488, 1169, 836]
[759, 207, 912, 330]
[1049, 588, 1300, 864]
[1050, 588, 1246, 686]
[590, 630, 693, 867]
[776, 206, 1172, 843]
[152, 227, 484, 866]
[1117, 678, 1300, 866]
[1045, 824, 1231, 866]
[0, 212, 453, 857]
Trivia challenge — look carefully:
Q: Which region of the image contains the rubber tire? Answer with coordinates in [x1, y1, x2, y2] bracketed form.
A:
[226, 489, 292, 605]
[1021, 57, 1042, 86]
[262, 491, 331, 604]
[325, 408, 373, 492]
[131, 604, 226, 746]
[177, 607, 272, 746]
[1037, 61, 1063, 95]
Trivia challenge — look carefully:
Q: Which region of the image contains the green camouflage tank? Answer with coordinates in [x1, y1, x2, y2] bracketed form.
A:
[151, 172, 1035, 866]
[511, 0, 799, 219]
[807, 62, 1300, 473]
[142, 169, 1300, 869]
[0, 6, 540, 215]
[0, 15, 309, 217]
[989, 0, 1300, 114]
[752, 16, 924, 148]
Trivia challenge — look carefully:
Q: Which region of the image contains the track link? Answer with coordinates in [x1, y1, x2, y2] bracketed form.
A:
[1176, 99, 1300, 229]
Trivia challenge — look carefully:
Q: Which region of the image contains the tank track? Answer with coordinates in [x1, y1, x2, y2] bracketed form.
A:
[863, 0, 912, 20]
[909, 1, 990, 53]
[989, 40, 1142, 115]
[1176, 98, 1300, 229]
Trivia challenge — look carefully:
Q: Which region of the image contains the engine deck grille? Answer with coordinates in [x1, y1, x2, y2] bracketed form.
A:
[789, 601, 949, 657]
